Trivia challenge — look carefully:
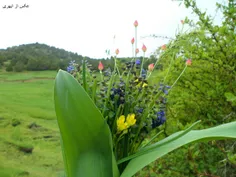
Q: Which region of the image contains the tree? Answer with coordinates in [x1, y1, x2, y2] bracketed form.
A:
[14, 61, 25, 72]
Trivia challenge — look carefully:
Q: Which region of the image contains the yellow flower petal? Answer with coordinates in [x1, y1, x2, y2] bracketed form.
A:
[126, 114, 136, 127]
[117, 115, 125, 125]
[142, 83, 148, 87]
[117, 115, 128, 132]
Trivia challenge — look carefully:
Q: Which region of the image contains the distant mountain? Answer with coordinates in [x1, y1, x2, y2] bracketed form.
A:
[0, 43, 102, 72]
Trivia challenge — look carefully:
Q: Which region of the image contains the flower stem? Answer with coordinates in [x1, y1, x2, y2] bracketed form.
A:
[102, 72, 116, 116]
[169, 65, 188, 93]
[100, 71, 103, 81]
[132, 44, 134, 58]
[114, 56, 120, 77]
[162, 52, 175, 83]
[139, 53, 145, 76]
[135, 27, 137, 59]
[147, 56, 160, 79]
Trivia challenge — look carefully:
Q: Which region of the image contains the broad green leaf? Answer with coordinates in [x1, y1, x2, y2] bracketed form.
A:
[121, 121, 236, 177]
[118, 120, 201, 164]
[54, 70, 118, 177]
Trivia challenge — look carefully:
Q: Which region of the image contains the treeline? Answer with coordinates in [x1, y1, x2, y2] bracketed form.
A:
[0, 43, 156, 72]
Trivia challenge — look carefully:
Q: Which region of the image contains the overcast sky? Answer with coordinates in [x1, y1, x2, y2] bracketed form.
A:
[0, 0, 225, 58]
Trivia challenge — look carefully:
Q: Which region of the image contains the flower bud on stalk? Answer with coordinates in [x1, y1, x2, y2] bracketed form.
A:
[186, 59, 192, 66]
[134, 20, 138, 27]
[98, 61, 104, 71]
[115, 49, 119, 55]
[131, 38, 135, 44]
[161, 44, 167, 50]
[148, 63, 154, 71]
[142, 44, 147, 53]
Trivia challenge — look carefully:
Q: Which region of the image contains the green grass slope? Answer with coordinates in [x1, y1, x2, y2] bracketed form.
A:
[0, 71, 64, 177]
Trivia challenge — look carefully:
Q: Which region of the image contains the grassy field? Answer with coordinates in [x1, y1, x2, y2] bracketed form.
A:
[0, 70, 64, 177]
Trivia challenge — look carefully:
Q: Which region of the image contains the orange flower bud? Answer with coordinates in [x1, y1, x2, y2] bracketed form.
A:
[98, 61, 104, 71]
[142, 44, 147, 52]
[161, 44, 167, 50]
[148, 63, 154, 71]
[135, 48, 139, 54]
[134, 20, 138, 27]
[115, 49, 119, 55]
[186, 59, 192, 66]
[131, 37, 135, 44]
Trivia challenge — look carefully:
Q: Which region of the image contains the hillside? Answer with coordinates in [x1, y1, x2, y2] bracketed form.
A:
[0, 43, 157, 73]
[0, 43, 101, 72]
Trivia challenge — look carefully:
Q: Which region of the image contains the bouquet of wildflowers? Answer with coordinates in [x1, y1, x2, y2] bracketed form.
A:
[54, 21, 236, 177]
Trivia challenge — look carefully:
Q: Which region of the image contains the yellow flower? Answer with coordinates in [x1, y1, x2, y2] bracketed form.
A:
[126, 114, 136, 127]
[117, 114, 136, 133]
[117, 115, 128, 132]
[142, 83, 148, 87]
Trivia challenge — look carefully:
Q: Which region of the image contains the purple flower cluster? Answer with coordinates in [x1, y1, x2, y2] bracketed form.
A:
[159, 83, 171, 95]
[67, 60, 76, 73]
[135, 59, 141, 65]
[110, 81, 126, 106]
[152, 110, 166, 128]
[141, 69, 147, 78]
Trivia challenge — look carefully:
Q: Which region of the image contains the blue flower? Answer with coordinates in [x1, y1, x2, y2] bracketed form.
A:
[141, 69, 147, 78]
[163, 89, 168, 95]
[110, 87, 125, 105]
[67, 65, 74, 73]
[158, 83, 171, 94]
[104, 68, 111, 76]
[137, 108, 144, 113]
[152, 110, 166, 128]
[135, 59, 141, 65]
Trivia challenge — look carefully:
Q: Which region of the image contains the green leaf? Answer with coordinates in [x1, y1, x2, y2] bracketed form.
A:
[118, 120, 201, 164]
[54, 70, 118, 177]
[121, 121, 236, 177]
[225, 92, 236, 106]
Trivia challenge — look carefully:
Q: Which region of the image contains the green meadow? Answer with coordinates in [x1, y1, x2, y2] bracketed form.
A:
[0, 70, 64, 177]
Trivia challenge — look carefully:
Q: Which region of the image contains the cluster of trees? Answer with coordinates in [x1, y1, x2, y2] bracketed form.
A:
[0, 43, 157, 72]
[148, 0, 236, 176]
[0, 43, 92, 72]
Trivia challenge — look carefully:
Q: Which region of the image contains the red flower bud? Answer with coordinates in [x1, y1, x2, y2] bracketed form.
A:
[186, 59, 192, 66]
[142, 44, 147, 52]
[161, 44, 167, 50]
[134, 20, 138, 27]
[135, 48, 139, 54]
[131, 37, 135, 44]
[181, 20, 184, 24]
[115, 49, 119, 55]
[148, 63, 154, 71]
[98, 61, 104, 71]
